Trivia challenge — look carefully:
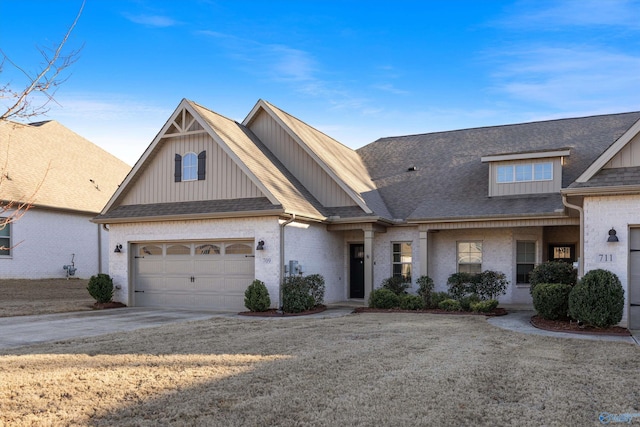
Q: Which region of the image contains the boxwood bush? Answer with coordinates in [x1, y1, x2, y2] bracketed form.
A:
[430, 291, 452, 309]
[282, 276, 315, 313]
[459, 294, 481, 312]
[369, 288, 400, 309]
[446, 272, 476, 300]
[244, 279, 271, 312]
[381, 276, 410, 295]
[568, 269, 624, 328]
[438, 298, 462, 311]
[305, 274, 325, 306]
[532, 283, 572, 320]
[529, 261, 577, 295]
[399, 294, 424, 310]
[87, 273, 114, 304]
[470, 299, 499, 313]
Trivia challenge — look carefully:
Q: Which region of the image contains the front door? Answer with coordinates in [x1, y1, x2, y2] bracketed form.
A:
[349, 244, 365, 299]
[548, 244, 576, 263]
[630, 229, 640, 329]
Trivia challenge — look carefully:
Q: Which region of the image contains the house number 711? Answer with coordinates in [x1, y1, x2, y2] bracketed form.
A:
[598, 254, 613, 262]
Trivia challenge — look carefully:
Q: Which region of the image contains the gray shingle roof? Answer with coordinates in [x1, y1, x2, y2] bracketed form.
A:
[357, 112, 640, 221]
[569, 166, 640, 189]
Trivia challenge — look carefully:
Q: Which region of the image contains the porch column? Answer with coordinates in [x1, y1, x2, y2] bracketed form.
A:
[419, 230, 429, 277]
[363, 229, 375, 305]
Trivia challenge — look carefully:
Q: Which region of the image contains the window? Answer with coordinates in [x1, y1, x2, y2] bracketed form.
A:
[392, 242, 412, 282]
[457, 241, 482, 273]
[496, 162, 553, 183]
[182, 152, 197, 181]
[516, 241, 536, 284]
[0, 222, 10, 256]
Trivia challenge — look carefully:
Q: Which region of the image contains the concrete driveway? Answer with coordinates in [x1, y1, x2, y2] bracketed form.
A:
[0, 308, 226, 350]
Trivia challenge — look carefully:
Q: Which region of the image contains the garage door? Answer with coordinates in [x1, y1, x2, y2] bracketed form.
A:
[132, 241, 255, 311]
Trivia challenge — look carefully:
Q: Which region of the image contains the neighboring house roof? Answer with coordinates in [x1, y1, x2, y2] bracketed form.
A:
[357, 112, 640, 221]
[0, 120, 131, 214]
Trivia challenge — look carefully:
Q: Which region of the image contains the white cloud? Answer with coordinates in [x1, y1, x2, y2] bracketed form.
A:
[123, 13, 181, 28]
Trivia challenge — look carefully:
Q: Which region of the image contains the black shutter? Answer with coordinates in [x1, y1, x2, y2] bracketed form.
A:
[197, 151, 206, 180]
[174, 154, 182, 182]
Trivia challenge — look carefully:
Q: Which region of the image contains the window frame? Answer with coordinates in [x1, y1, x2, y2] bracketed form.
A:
[391, 242, 412, 283]
[0, 220, 10, 257]
[182, 152, 198, 181]
[516, 241, 536, 285]
[457, 241, 483, 274]
[496, 161, 553, 184]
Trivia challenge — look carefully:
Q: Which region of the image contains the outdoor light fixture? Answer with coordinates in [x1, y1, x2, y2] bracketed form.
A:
[114, 244, 123, 253]
[256, 240, 265, 250]
[607, 228, 619, 243]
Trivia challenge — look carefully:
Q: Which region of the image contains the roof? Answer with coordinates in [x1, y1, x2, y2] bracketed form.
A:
[568, 166, 640, 190]
[0, 120, 131, 214]
[357, 112, 640, 221]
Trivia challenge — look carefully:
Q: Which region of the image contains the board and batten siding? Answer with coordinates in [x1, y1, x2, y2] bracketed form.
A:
[122, 133, 264, 205]
[605, 132, 640, 168]
[248, 110, 356, 207]
[488, 158, 562, 197]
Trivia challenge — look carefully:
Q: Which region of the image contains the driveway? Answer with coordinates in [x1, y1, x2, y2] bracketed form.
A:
[0, 308, 226, 349]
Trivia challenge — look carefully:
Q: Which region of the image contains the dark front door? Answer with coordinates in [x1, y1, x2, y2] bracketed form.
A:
[548, 244, 576, 263]
[350, 244, 365, 299]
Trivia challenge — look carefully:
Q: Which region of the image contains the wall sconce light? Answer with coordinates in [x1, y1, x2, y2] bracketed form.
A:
[607, 228, 619, 243]
[256, 240, 265, 251]
[114, 244, 123, 253]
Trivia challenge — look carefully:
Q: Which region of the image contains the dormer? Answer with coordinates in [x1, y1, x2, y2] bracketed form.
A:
[481, 149, 570, 197]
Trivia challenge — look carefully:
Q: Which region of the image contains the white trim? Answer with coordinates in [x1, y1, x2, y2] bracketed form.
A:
[481, 149, 570, 163]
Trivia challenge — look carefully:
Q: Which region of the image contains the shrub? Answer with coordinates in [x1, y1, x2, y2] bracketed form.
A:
[381, 276, 410, 295]
[282, 276, 314, 313]
[399, 294, 424, 310]
[529, 261, 577, 295]
[416, 275, 434, 308]
[532, 283, 572, 320]
[430, 291, 451, 309]
[87, 273, 114, 304]
[569, 269, 624, 328]
[476, 270, 509, 301]
[447, 272, 477, 300]
[459, 294, 481, 311]
[470, 299, 499, 313]
[369, 288, 401, 309]
[244, 279, 271, 312]
[438, 298, 462, 311]
[305, 274, 325, 306]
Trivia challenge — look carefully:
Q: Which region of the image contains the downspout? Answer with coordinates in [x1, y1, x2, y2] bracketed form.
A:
[97, 224, 102, 274]
[562, 195, 584, 277]
[279, 214, 296, 312]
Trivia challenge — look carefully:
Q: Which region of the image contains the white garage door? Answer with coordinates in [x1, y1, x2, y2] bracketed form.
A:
[132, 241, 255, 311]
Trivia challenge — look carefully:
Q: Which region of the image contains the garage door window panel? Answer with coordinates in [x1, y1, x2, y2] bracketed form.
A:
[196, 243, 221, 255]
[225, 243, 253, 255]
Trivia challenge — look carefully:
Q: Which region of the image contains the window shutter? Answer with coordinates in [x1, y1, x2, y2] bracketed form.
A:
[197, 151, 206, 180]
[174, 154, 182, 182]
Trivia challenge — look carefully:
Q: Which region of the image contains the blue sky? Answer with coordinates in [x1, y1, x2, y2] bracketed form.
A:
[2, 0, 640, 165]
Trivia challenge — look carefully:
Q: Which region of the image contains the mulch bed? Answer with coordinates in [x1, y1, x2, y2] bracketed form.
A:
[530, 315, 631, 336]
[353, 307, 508, 317]
[238, 305, 327, 317]
[92, 302, 127, 310]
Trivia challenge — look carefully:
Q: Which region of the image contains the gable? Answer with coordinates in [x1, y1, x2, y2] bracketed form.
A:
[604, 131, 640, 169]
[247, 108, 356, 208]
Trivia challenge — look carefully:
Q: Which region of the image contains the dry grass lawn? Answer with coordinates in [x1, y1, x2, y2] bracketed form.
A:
[1, 312, 639, 426]
[0, 279, 94, 317]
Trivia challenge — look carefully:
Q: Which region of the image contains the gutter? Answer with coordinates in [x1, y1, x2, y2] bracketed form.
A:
[279, 214, 296, 312]
[562, 195, 584, 277]
[562, 185, 640, 196]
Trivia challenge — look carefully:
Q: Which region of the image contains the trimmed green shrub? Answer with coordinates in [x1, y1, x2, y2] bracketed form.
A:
[87, 273, 114, 304]
[569, 269, 624, 328]
[438, 298, 462, 311]
[244, 279, 271, 312]
[399, 294, 424, 310]
[282, 276, 314, 313]
[430, 291, 451, 309]
[369, 288, 401, 309]
[532, 283, 571, 320]
[470, 299, 499, 313]
[476, 270, 509, 301]
[460, 294, 481, 312]
[446, 272, 476, 300]
[416, 275, 434, 308]
[529, 261, 577, 295]
[381, 276, 410, 295]
[305, 274, 325, 306]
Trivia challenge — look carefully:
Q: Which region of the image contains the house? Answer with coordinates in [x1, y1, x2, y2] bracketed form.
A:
[94, 99, 640, 328]
[0, 120, 131, 279]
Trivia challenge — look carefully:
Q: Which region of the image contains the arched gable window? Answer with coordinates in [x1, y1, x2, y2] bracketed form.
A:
[174, 150, 206, 182]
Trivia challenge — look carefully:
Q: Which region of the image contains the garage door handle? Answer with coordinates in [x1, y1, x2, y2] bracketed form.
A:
[631, 303, 640, 307]
[134, 290, 145, 293]
[245, 255, 255, 258]
[134, 256, 144, 259]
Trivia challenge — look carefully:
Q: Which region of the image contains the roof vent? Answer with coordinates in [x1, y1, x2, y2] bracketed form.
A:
[407, 166, 418, 172]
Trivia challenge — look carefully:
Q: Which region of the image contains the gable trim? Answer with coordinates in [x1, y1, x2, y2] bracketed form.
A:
[481, 149, 571, 163]
[243, 100, 373, 214]
[575, 118, 640, 183]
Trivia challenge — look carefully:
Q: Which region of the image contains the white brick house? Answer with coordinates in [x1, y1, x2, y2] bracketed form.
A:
[0, 120, 130, 279]
[94, 100, 640, 327]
